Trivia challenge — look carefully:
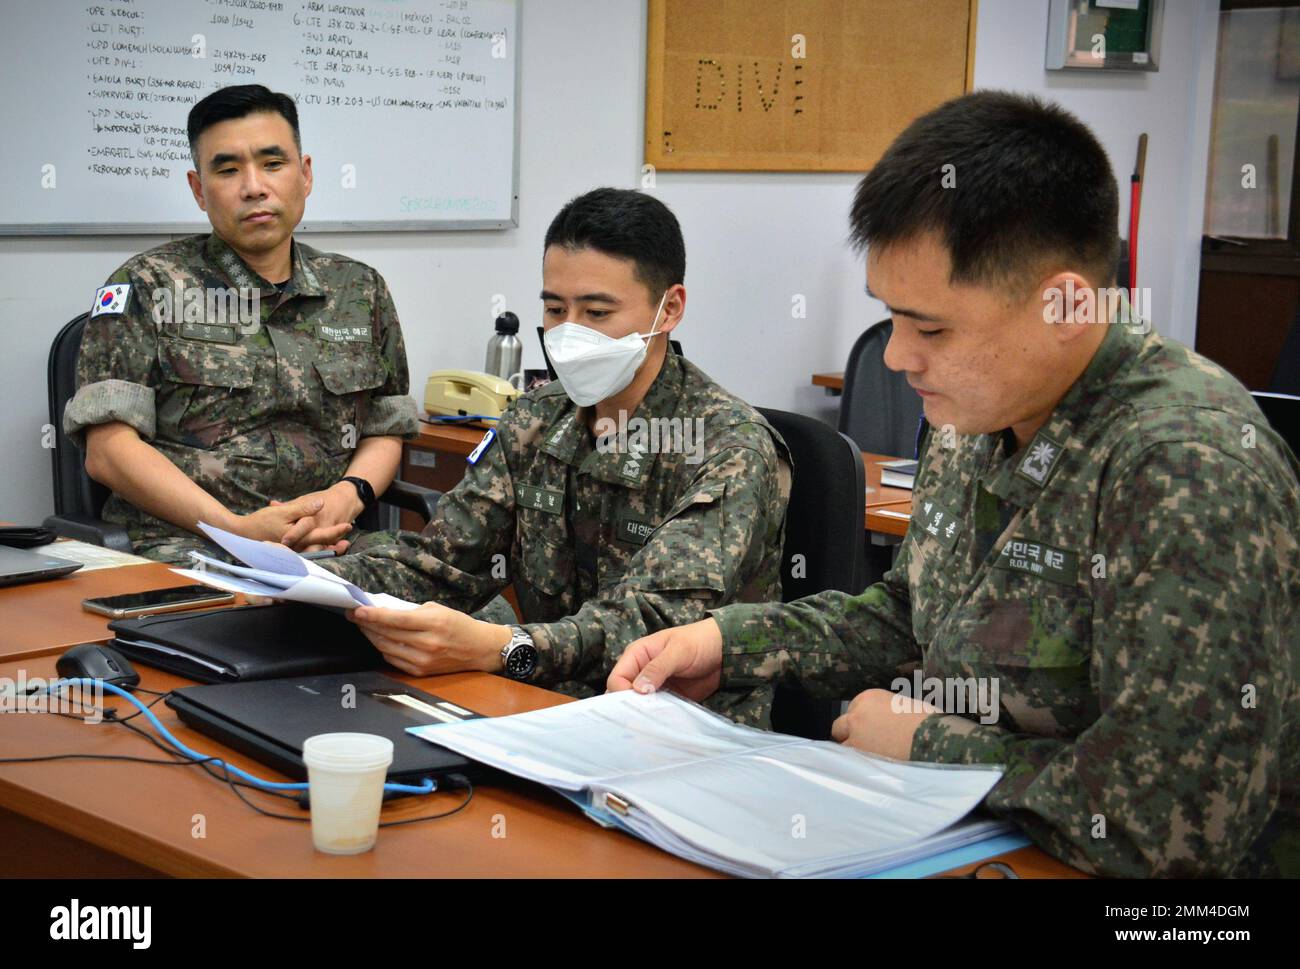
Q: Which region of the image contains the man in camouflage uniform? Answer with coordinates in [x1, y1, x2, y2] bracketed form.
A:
[611, 93, 1299, 877]
[64, 85, 418, 563]
[324, 189, 791, 723]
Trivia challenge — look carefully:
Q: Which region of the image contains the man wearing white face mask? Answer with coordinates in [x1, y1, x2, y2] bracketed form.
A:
[321, 188, 792, 725]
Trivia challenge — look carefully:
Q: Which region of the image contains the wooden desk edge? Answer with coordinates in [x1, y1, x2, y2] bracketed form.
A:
[811, 372, 845, 390]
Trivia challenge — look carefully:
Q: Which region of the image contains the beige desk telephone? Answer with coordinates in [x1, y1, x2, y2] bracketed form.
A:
[424, 369, 520, 422]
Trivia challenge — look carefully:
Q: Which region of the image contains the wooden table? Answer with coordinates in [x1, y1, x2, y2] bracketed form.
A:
[0, 561, 202, 663]
[861, 451, 913, 540]
[813, 371, 845, 395]
[0, 562, 1083, 878]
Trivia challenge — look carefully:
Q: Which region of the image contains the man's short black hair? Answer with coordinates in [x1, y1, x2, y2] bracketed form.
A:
[187, 85, 301, 166]
[849, 91, 1119, 290]
[544, 188, 686, 298]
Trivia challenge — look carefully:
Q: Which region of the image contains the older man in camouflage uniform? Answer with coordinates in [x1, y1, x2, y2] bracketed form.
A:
[64, 85, 418, 563]
[325, 189, 791, 723]
[611, 93, 1299, 877]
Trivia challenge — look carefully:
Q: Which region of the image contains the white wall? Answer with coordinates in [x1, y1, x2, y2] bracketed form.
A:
[0, 0, 1218, 525]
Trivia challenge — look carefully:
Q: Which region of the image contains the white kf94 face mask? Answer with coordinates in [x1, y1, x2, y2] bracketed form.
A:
[543, 291, 669, 406]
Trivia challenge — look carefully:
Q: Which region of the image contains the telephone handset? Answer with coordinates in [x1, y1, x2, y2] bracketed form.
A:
[424, 369, 521, 423]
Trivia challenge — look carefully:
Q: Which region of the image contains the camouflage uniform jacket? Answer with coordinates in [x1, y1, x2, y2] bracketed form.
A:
[712, 320, 1300, 877]
[63, 233, 420, 561]
[326, 351, 792, 704]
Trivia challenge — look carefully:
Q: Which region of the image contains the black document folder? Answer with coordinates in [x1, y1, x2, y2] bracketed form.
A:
[108, 603, 382, 683]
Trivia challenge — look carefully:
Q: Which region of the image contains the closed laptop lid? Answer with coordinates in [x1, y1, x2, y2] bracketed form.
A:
[167, 671, 479, 782]
[0, 545, 82, 586]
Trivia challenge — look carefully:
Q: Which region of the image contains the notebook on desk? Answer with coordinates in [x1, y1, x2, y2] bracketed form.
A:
[108, 603, 382, 683]
[166, 671, 482, 789]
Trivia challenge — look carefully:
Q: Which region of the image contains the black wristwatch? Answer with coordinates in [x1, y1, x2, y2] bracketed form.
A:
[500, 626, 539, 681]
[340, 475, 377, 515]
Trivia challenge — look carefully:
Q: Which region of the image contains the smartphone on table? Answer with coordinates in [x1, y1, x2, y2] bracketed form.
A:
[81, 585, 236, 619]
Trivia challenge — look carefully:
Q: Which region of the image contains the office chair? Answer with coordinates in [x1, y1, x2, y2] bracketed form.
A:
[1269, 306, 1300, 396]
[44, 313, 441, 550]
[838, 319, 925, 458]
[755, 407, 868, 740]
[838, 318, 925, 587]
[1251, 391, 1300, 460]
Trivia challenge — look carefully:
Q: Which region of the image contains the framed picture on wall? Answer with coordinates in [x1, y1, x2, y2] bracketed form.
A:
[1045, 0, 1163, 72]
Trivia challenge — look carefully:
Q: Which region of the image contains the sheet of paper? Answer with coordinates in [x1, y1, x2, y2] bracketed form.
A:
[195, 522, 308, 576]
[411, 689, 805, 790]
[187, 553, 301, 591]
[171, 567, 367, 611]
[190, 521, 415, 609]
[49, 539, 153, 571]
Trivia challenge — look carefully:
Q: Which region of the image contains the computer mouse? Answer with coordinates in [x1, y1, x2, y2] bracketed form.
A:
[56, 643, 140, 688]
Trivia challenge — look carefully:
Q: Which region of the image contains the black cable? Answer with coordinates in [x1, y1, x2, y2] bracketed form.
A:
[217, 760, 311, 821]
[108, 713, 302, 804]
[106, 690, 170, 723]
[6, 690, 302, 804]
[0, 751, 211, 767]
[379, 777, 474, 827]
[125, 685, 169, 697]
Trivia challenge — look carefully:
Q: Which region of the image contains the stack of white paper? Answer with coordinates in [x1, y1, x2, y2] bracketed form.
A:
[413, 690, 1012, 878]
[172, 522, 418, 612]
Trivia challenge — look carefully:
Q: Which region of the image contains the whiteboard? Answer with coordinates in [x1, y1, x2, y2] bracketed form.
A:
[0, 0, 520, 233]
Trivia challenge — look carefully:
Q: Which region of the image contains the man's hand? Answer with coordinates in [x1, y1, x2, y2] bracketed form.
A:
[830, 689, 941, 760]
[606, 618, 725, 702]
[229, 495, 350, 548]
[347, 601, 511, 677]
[274, 481, 365, 551]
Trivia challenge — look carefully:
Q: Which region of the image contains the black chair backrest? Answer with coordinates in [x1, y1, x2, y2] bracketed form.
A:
[756, 407, 866, 601]
[48, 312, 111, 519]
[1252, 392, 1300, 459]
[838, 319, 925, 458]
[534, 326, 683, 383]
[1270, 307, 1300, 395]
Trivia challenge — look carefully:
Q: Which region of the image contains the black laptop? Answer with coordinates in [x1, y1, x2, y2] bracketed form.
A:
[166, 671, 483, 791]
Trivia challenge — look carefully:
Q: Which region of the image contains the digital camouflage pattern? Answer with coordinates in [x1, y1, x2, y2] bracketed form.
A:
[324, 352, 792, 723]
[711, 319, 1300, 877]
[64, 233, 420, 562]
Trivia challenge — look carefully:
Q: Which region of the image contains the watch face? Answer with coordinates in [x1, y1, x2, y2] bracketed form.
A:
[506, 643, 537, 679]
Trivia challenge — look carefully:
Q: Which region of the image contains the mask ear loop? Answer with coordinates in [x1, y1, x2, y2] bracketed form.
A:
[642, 290, 670, 342]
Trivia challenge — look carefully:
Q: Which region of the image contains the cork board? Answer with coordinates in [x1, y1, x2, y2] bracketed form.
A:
[646, 0, 978, 172]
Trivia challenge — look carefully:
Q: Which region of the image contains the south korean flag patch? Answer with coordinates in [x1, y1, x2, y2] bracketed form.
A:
[90, 284, 131, 317]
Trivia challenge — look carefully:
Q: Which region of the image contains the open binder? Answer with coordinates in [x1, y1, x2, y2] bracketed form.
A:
[413, 689, 1018, 878]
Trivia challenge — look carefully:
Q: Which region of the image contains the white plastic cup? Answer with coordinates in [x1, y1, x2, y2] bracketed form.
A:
[302, 732, 393, 855]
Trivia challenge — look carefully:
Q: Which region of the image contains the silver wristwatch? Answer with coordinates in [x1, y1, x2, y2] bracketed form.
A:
[500, 625, 539, 681]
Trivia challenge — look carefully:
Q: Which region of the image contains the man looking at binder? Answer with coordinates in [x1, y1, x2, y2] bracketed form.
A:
[609, 92, 1300, 878]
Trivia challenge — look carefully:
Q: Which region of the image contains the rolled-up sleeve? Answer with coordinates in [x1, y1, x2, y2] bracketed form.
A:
[362, 273, 419, 439]
[62, 269, 159, 448]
